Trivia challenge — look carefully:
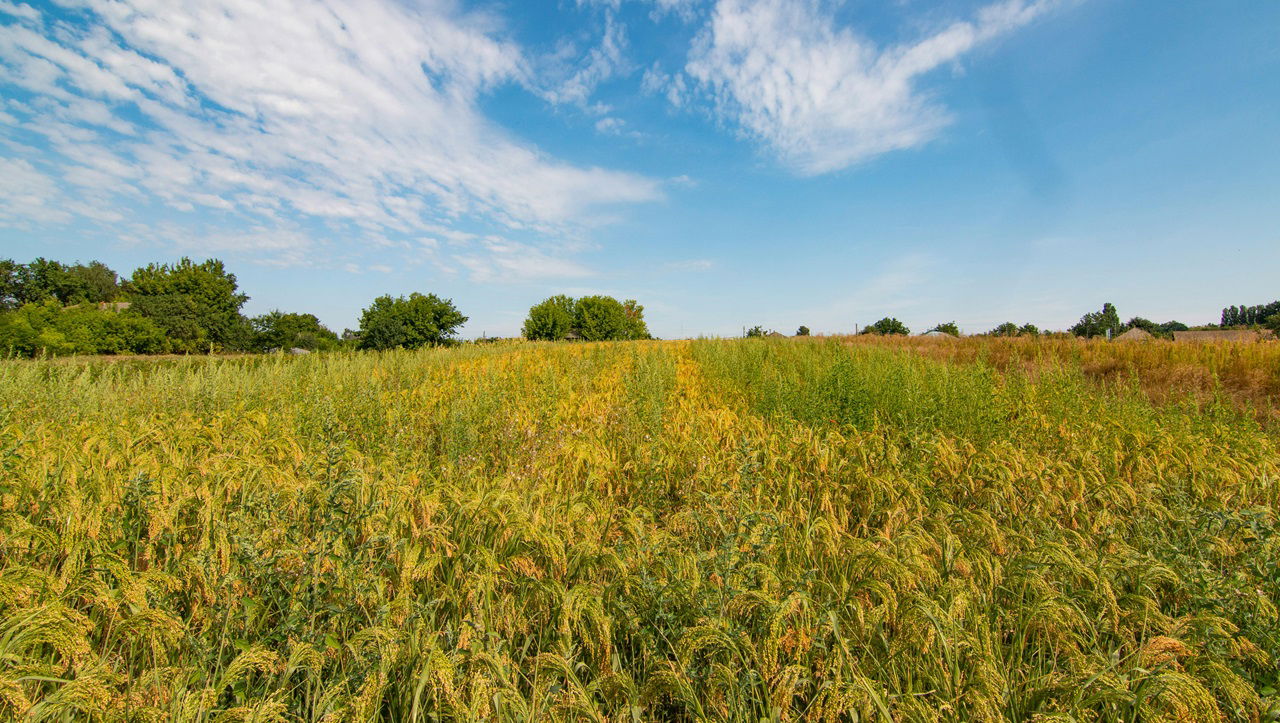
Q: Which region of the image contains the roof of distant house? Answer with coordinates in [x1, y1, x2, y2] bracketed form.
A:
[1173, 329, 1275, 342]
[1114, 327, 1154, 341]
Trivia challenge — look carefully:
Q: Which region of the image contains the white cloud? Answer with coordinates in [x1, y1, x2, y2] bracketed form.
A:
[595, 116, 626, 134]
[685, 0, 1063, 174]
[538, 11, 629, 107]
[0, 0, 661, 262]
[453, 237, 595, 283]
[0, 157, 71, 224]
[0, 2, 40, 21]
[664, 258, 712, 271]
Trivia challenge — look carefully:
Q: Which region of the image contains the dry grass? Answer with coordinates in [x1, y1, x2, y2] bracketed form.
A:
[837, 334, 1280, 424]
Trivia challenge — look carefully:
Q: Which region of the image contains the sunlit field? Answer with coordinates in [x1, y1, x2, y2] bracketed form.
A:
[2, 338, 1278, 721]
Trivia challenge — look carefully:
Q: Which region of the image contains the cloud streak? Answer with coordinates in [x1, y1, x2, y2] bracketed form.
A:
[684, 0, 1063, 174]
[0, 0, 660, 267]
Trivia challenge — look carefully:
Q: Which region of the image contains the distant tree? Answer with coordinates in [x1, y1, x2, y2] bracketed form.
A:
[1019, 323, 1040, 336]
[1125, 317, 1160, 335]
[0, 300, 168, 357]
[1222, 300, 1280, 329]
[574, 295, 630, 341]
[0, 259, 20, 310]
[929, 321, 960, 337]
[621, 299, 651, 340]
[989, 322, 1021, 337]
[523, 295, 576, 341]
[796, 325, 810, 336]
[0, 257, 120, 309]
[357, 293, 467, 350]
[1159, 320, 1189, 335]
[1070, 302, 1122, 339]
[862, 317, 909, 336]
[69, 261, 120, 304]
[127, 294, 208, 351]
[1265, 313, 1280, 334]
[251, 311, 339, 352]
[745, 325, 765, 338]
[127, 258, 249, 351]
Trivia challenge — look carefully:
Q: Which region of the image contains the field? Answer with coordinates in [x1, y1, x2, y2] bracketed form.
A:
[2, 337, 1278, 721]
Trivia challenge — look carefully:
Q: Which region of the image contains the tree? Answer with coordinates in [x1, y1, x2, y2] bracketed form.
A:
[929, 321, 960, 337]
[0, 259, 20, 310]
[745, 325, 765, 338]
[0, 300, 168, 357]
[574, 295, 630, 341]
[989, 322, 1021, 337]
[1159, 320, 1188, 335]
[1070, 302, 1122, 339]
[69, 261, 119, 304]
[251, 311, 340, 352]
[621, 299, 651, 340]
[523, 295, 576, 341]
[1264, 313, 1280, 334]
[862, 317, 909, 336]
[127, 258, 249, 351]
[1222, 300, 1280, 328]
[1125, 317, 1158, 334]
[1019, 323, 1040, 336]
[796, 325, 810, 336]
[357, 293, 467, 350]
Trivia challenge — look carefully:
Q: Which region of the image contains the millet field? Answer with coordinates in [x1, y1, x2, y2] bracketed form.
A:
[2, 337, 1279, 721]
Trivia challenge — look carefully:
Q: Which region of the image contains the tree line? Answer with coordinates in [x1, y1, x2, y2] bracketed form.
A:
[0, 257, 472, 357]
[746, 299, 1280, 340]
[3, 255, 1271, 356]
[0, 256, 657, 358]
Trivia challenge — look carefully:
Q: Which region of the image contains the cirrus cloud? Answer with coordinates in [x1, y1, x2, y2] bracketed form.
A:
[0, 0, 661, 265]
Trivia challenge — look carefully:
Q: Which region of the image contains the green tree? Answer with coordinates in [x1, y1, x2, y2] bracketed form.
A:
[1070, 302, 1122, 339]
[251, 311, 340, 352]
[68, 261, 120, 304]
[127, 258, 249, 351]
[1019, 323, 1040, 336]
[621, 299, 651, 340]
[357, 293, 467, 350]
[796, 325, 810, 336]
[574, 295, 629, 341]
[989, 322, 1021, 337]
[745, 325, 765, 338]
[929, 321, 960, 337]
[0, 259, 21, 310]
[862, 317, 909, 336]
[0, 300, 168, 357]
[522, 295, 576, 341]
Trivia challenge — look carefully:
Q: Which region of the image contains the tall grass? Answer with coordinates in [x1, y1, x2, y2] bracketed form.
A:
[0, 339, 1276, 720]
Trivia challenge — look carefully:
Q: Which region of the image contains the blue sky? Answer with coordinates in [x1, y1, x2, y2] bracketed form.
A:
[1, 0, 1276, 338]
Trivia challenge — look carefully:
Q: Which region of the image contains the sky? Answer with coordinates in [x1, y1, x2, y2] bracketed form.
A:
[0, 0, 1277, 338]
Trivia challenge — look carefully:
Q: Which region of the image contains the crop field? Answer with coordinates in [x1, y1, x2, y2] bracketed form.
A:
[2, 338, 1278, 721]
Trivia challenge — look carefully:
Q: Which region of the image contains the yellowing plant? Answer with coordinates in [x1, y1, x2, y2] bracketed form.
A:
[0, 338, 1277, 721]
